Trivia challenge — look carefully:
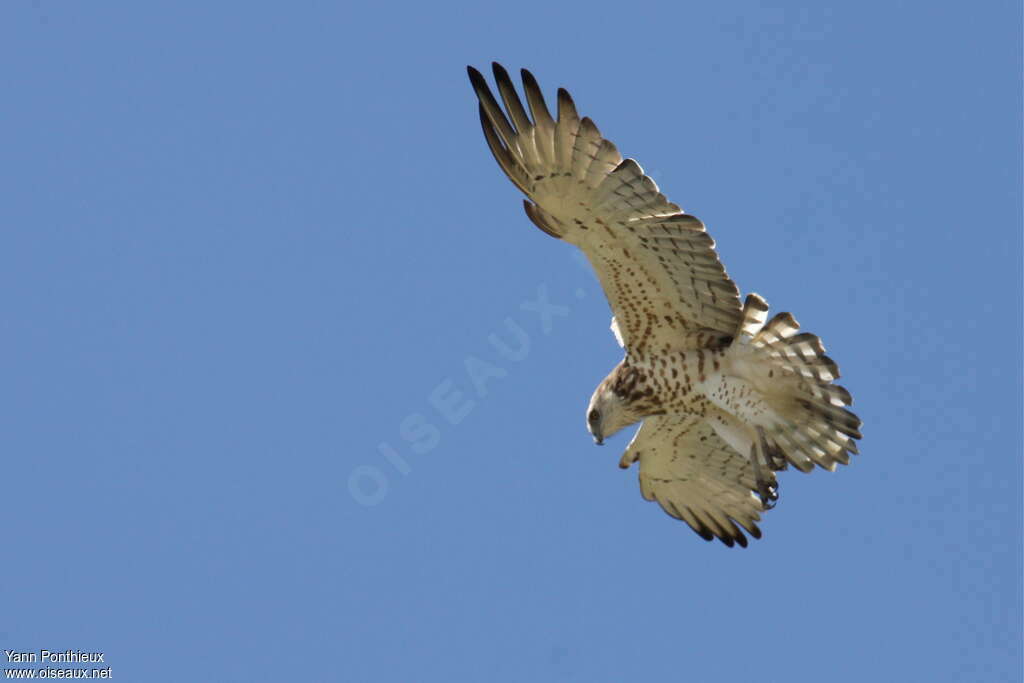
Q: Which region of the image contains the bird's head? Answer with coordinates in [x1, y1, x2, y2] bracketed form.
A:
[585, 375, 644, 445]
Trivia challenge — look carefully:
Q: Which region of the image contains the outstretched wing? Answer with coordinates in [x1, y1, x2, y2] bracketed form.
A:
[621, 415, 771, 547]
[467, 63, 742, 352]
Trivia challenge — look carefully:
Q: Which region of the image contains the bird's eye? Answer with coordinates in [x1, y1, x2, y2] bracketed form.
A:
[588, 409, 600, 423]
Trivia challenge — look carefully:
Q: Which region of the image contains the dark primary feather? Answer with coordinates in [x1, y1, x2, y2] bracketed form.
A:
[466, 63, 744, 348]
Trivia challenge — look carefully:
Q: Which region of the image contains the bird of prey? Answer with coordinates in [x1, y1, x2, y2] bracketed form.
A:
[466, 63, 862, 547]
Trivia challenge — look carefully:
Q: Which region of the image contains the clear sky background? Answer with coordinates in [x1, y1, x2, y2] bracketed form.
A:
[2, 2, 1020, 681]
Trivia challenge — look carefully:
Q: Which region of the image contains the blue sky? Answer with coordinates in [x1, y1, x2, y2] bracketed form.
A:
[2, 2, 1020, 681]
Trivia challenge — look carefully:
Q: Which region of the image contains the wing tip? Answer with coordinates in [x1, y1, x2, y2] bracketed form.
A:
[556, 87, 577, 112]
[466, 64, 487, 90]
[491, 61, 512, 84]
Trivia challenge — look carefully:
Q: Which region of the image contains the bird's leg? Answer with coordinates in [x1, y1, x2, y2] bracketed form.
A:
[755, 426, 788, 472]
[750, 427, 780, 510]
[768, 445, 788, 472]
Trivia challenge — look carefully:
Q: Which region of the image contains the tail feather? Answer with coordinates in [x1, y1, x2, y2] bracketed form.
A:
[758, 312, 801, 344]
[737, 294, 862, 473]
[773, 423, 842, 471]
[737, 293, 769, 340]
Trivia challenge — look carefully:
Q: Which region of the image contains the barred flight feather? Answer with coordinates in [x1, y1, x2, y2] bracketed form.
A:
[466, 63, 863, 547]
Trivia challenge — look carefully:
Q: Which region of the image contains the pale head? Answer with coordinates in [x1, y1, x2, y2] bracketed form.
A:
[585, 378, 644, 445]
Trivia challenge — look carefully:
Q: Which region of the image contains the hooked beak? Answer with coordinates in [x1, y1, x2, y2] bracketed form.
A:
[588, 410, 604, 445]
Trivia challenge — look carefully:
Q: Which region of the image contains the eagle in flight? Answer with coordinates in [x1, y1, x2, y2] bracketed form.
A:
[467, 63, 862, 547]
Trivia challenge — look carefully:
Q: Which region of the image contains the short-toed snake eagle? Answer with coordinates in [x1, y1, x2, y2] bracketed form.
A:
[467, 63, 862, 547]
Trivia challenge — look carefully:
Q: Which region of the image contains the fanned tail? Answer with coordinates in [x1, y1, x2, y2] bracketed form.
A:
[737, 294, 862, 473]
